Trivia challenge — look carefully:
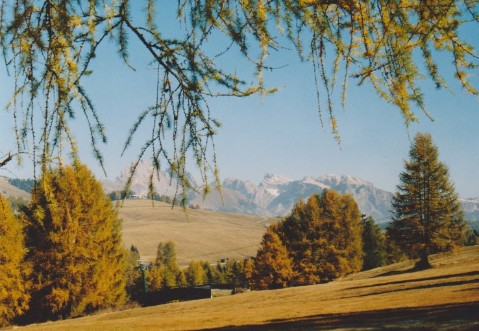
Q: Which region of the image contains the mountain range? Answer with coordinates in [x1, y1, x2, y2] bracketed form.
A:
[2, 160, 478, 224]
[188, 174, 394, 223]
[102, 161, 479, 224]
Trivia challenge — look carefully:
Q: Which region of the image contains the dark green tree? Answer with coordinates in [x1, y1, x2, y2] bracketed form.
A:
[384, 232, 408, 265]
[464, 228, 478, 246]
[361, 216, 387, 270]
[125, 245, 143, 297]
[388, 133, 466, 269]
[201, 261, 216, 285]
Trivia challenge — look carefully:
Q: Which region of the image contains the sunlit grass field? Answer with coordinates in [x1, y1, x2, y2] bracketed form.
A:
[119, 199, 273, 265]
[17, 245, 479, 330]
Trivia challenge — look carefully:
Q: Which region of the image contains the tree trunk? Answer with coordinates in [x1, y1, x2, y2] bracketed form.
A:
[415, 250, 431, 270]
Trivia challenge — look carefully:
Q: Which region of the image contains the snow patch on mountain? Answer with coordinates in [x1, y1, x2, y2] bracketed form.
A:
[192, 173, 394, 222]
[223, 178, 257, 199]
[259, 173, 291, 197]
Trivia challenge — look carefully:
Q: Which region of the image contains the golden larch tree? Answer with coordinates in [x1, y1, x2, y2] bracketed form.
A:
[249, 226, 294, 290]
[0, 195, 30, 326]
[280, 190, 363, 285]
[24, 162, 127, 321]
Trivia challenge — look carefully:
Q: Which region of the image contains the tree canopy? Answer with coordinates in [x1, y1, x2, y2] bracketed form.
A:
[1, 1, 479, 192]
[0, 196, 30, 326]
[361, 215, 387, 270]
[388, 133, 465, 269]
[151, 241, 181, 289]
[251, 190, 363, 288]
[23, 162, 127, 321]
[248, 226, 294, 290]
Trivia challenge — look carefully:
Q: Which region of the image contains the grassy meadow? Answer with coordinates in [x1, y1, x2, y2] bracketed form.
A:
[119, 199, 273, 265]
[15, 245, 479, 330]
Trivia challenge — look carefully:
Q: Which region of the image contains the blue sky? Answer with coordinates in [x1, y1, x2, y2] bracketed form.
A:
[1, 3, 478, 198]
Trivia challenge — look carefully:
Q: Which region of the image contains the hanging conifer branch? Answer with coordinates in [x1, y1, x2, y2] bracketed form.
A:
[0, 153, 13, 168]
[1, 0, 478, 194]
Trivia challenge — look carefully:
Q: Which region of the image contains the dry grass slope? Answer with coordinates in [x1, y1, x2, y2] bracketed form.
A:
[0, 177, 31, 199]
[118, 199, 273, 265]
[17, 246, 479, 330]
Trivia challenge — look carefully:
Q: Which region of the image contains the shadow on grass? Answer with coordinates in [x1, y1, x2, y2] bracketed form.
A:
[352, 271, 479, 290]
[343, 278, 479, 299]
[374, 267, 419, 278]
[198, 301, 479, 331]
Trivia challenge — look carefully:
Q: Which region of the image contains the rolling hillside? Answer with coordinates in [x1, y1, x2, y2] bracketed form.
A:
[18, 245, 479, 330]
[119, 199, 273, 265]
[0, 176, 31, 199]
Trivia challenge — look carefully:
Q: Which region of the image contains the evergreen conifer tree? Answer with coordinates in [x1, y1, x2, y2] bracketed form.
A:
[384, 232, 408, 265]
[125, 245, 143, 297]
[0, 196, 30, 326]
[24, 162, 127, 320]
[201, 261, 215, 285]
[388, 133, 466, 269]
[362, 216, 387, 270]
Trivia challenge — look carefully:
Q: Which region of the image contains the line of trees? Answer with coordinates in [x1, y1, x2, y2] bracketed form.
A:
[106, 190, 174, 204]
[245, 190, 364, 290]
[246, 133, 470, 290]
[130, 241, 247, 294]
[0, 133, 475, 325]
[6, 178, 35, 193]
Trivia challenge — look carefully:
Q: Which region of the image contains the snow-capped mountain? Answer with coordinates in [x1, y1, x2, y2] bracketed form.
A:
[461, 198, 479, 222]
[189, 173, 394, 223]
